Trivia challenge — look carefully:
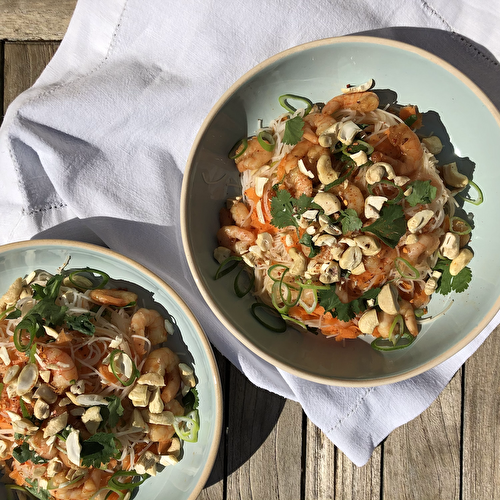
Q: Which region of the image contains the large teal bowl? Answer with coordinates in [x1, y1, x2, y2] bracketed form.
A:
[181, 36, 500, 386]
[0, 239, 222, 500]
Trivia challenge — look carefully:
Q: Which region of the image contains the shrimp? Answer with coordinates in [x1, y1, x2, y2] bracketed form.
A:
[130, 308, 169, 355]
[29, 430, 58, 460]
[51, 469, 108, 500]
[276, 139, 316, 177]
[282, 166, 313, 198]
[230, 201, 251, 228]
[217, 225, 256, 254]
[322, 91, 379, 115]
[302, 112, 337, 142]
[330, 181, 364, 216]
[141, 347, 181, 404]
[403, 230, 442, 265]
[89, 289, 138, 308]
[39, 346, 78, 392]
[369, 122, 423, 176]
[235, 136, 274, 172]
[377, 299, 418, 337]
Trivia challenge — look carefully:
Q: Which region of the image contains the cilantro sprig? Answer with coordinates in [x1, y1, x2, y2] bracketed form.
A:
[282, 115, 304, 145]
[339, 209, 363, 234]
[362, 204, 407, 248]
[433, 259, 472, 295]
[270, 191, 322, 230]
[318, 287, 381, 322]
[405, 180, 437, 207]
[12, 442, 48, 464]
[80, 433, 120, 468]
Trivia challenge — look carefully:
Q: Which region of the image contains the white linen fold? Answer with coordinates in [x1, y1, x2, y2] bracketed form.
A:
[1, 0, 499, 466]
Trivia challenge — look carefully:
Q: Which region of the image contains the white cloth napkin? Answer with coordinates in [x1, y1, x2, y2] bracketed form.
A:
[1, 0, 499, 467]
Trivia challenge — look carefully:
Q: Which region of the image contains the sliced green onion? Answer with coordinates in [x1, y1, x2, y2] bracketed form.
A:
[343, 139, 374, 156]
[68, 268, 109, 290]
[13, 326, 35, 353]
[108, 471, 149, 490]
[271, 281, 291, 314]
[251, 303, 287, 333]
[459, 179, 483, 206]
[19, 399, 31, 419]
[267, 264, 290, 282]
[450, 216, 472, 235]
[387, 314, 404, 344]
[281, 314, 307, 330]
[109, 349, 139, 387]
[257, 130, 275, 152]
[90, 488, 125, 500]
[174, 410, 200, 442]
[215, 256, 242, 280]
[298, 287, 318, 314]
[404, 114, 418, 127]
[278, 94, 313, 115]
[234, 267, 255, 298]
[228, 137, 248, 159]
[371, 331, 415, 351]
[29, 343, 37, 364]
[5, 485, 36, 500]
[394, 257, 420, 280]
[367, 180, 404, 204]
[0, 306, 15, 321]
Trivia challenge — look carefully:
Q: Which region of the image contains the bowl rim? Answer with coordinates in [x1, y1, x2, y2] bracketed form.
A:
[0, 238, 223, 498]
[181, 35, 500, 387]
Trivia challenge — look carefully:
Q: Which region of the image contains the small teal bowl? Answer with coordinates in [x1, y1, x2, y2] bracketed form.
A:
[181, 36, 500, 386]
[0, 239, 222, 500]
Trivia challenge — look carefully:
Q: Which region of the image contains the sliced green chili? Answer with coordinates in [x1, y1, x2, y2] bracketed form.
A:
[459, 179, 483, 206]
[174, 410, 200, 442]
[257, 130, 275, 152]
[404, 114, 418, 127]
[109, 349, 139, 387]
[342, 139, 374, 156]
[234, 267, 255, 298]
[278, 94, 313, 115]
[267, 264, 290, 282]
[215, 256, 242, 280]
[450, 216, 472, 235]
[67, 268, 109, 290]
[251, 303, 287, 333]
[228, 137, 248, 159]
[394, 257, 420, 280]
[108, 470, 149, 490]
[371, 331, 415, 351]
[367, 179, 404, 204]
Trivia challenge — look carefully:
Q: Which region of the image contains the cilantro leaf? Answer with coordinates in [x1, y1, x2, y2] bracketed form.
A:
[65, 313, 95, 336]
[270, 190, 298, 229]
[32, 274, 64, 301]
[182, 387, 199, 413]
[101, 396, 125, 429]
[24, 480, 51, 500]
[405, 180, 437, 207]
[80, 433, 120, 468]
[299, 233, 319, 258]
[282, 115, 304, 145]
[340, 209, 363, 234]
[6, 309, 22, 319]
[295, 194, 321, 216]
[433, 259, 472, 295]
[12, 443, 48, 464]
[318, 287, 381, 322]
[362, 204, 406, 248]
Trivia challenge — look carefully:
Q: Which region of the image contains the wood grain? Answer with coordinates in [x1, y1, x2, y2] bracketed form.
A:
[3, 42, 59, 110]
[462, 325, 500, 500]
[0, 0, 76, 40]
[382, 370, 462, 500]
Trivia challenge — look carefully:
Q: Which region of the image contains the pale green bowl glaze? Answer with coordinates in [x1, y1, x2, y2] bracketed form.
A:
[0, 240, 222, 500]
[181, 36, 500, 386]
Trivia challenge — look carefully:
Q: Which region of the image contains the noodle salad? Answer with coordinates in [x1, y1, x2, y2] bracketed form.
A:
[0, 265, 199, 500]
[214, 79, 480, 350]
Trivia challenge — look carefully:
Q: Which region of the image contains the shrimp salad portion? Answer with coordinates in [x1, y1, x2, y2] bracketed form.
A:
[215, 79, 478, 350]
[0, 265, 199, 500]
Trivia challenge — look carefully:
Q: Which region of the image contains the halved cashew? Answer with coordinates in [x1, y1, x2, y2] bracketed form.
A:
[364, 195, 387, 220]
[315, 234, 336, 247]
[365, 162, 396, 184]
[349, 151, 368, 166]
[313, 192, 342, 216]
[317, 155, 339, 185]
[440, 232, 460, 260]
[440, 162, 468, 188]
[288, 248, 307, 276]
[319, 262, 340, 284]
[358, 309, 379, 334]
[318, 123, 341, 148]
[354, 235, 381, 256]
[341, 79, 374, 93]
[338, 121, 361, 145]
[378, 283, 400, 315]
[407, 209, 434, 234]
[422, 136, 443, 155]
[450, 248, 473, 276]
[339, 246, 363, 271]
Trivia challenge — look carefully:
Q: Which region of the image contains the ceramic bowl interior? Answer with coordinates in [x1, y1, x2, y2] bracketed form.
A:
[181, 36, 500, 386]
[0, 240, 222, 500]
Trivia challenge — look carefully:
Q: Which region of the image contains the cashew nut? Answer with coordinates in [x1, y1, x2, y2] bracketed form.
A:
[317, 155, 339, 185]
[366, 162, 396, 184]
[339, 246, 363, 271]
[358, 309, 379, 334]
[315, 234, 336, 247]
[450, 248, 473, 276]
[354, 235, 381, 256]
[440, 232, 460, 260]
[319, 262, 340, 284]
[378, 283, 400, 315]
[440, 162, 469, 189]
[341, 78, 374, 94]
[313, 192, 342, 216]
[364, 195, 387, 220]
[407, 209, 434, 234]
[288, 248, 307, 275]
[422, 136, 443, 155]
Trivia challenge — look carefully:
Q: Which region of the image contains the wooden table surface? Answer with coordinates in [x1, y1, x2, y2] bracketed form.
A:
[1, 2, 500, 499]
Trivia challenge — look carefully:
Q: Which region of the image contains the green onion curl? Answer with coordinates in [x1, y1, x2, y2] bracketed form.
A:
[278, 94, 313, 115]
[449, 216, 472, 235]
[394, 257, 420, 280]
[109, 349, 140, 387]
[367, 180, 404, 204]
[257, 130, 275, 152]
[371, 331, 415, 351]
[459, 179, 483, 206]
[215, 256, 242, 280]
[228, 137, 248, 160]
[67, 268, 109, 290]
[251, 303, 287, 333]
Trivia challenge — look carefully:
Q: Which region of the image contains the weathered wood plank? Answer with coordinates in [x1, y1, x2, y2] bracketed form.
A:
[382, 370, 462, 500]
[304, 421, 381, 500]
[3, 41, 59, 110]
[462, 325, 500, 500]
[0, 0, 76, 40]
[226, 364, 302, 499]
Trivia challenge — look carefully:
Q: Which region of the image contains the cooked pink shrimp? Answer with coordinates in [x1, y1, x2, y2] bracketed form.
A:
[283, 167, 313, 198]
[89, 289, 137, 307]
[52, 469, 107, 500]
[330, 181, 364, 216]
[230, 201, 252, 228]
[29, 430, 59, 460]
[235, 136, 274, 172]
[303, 112, 337, 143]
[322, 91, 379, 115]
[217, 225, 256, 254]
[403, 230, 442, 265]
[130, 308, 169, 355]
[39, 346, 78, 392]
[141, 347, 181, 404]
[378, 299, 418, 337]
